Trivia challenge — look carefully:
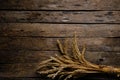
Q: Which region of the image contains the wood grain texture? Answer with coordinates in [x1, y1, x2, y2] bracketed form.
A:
[0, 63, 120, 78]
[0, 50, 119, 66]
[0, 63, 39, 77]
[0, 0, 120, 79]
[0, 37, 119, 51]
[0, 0, 120, 10]
[6, 76, 113, 80]
[0, 50, 54, 64]
[0, 78, 38, 80]
[0, 78, 50, 80]
[0, 23, 120, 38]
[0, 51, 119, 78]
[0, 11, 120, 23]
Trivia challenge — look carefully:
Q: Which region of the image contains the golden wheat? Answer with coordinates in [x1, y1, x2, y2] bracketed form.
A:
[37, 34, 120, 80]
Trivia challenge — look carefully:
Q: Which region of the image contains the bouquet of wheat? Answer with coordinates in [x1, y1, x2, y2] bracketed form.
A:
[37, 34, 120, 80]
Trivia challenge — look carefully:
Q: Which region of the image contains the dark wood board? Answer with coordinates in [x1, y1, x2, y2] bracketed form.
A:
[0, 78, 50, 80]
[0, 23, 119, 38]
[0, 0, 120, 10]
[0, 50, 119, 66]
[0, 11, 120, 23]
[0, 76, 119, 80]
[0, 37, 119, 51]
[0, 63, 40, 77]
[0, 63, 120, 79]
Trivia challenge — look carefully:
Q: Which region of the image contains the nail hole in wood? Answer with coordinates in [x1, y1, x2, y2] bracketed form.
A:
[99, 58, 104, 62]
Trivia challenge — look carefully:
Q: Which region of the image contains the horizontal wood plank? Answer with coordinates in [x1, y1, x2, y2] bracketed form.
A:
[0, 77, 52, 80]
[0, 50, 54, 64]
[0, 53, 120, 77]
[0, 23, 120, 38]
[0, 37, 119, 51]
[0, 63, 40, 77]
[0, 0, 120, 10]
[0, 11, 120, 23]
[0, 78, 51, 80]
[0, 76, 119, 80]
[0, 77, 39, 80]
[0, 50, 119, 66]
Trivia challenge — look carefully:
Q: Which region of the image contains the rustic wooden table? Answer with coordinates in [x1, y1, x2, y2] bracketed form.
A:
[0, 0, 120, 80]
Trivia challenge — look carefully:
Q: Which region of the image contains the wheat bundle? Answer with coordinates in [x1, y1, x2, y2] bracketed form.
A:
[37, 34, 120, 80]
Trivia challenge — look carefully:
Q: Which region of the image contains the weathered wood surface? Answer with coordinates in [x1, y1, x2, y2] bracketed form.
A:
[0, 11, 120, 23]
[0, 63, 40, 77]
[0, 0, 119, 79]
[0, 77, 119, 80]
[0, 53, 119, 77]
[0, 50, 119, 66]
[0, 78, 50, 80]
[0, 23, 120, 37]
[0, 37, 119, 51]
[0, 0, 120, 10]
[0, 50, 54, 64]
[0, 52, 120, 77]
[0, 78, 37, 80]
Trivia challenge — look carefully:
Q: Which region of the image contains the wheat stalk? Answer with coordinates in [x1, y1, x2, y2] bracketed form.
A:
[37, 34, 120, 80]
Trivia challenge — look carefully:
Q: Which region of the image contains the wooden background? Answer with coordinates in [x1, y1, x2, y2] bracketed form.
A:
[0, 0, 120, 80]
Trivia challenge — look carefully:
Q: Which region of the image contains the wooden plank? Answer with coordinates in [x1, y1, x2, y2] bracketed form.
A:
[0, 0, 120, 10]
[0, 37, 119, 51]
[0, 77, 119, 80]
[0, 78, 50, 80]
[0, 23, 120, 38]
[0, 63, 40, 77]
[0, 50, 54, 64]
[0, 65, 119, 79]
[0, 50, 119, 66]
[0, 53, 119, 77]
[0, 11, 120, 23]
